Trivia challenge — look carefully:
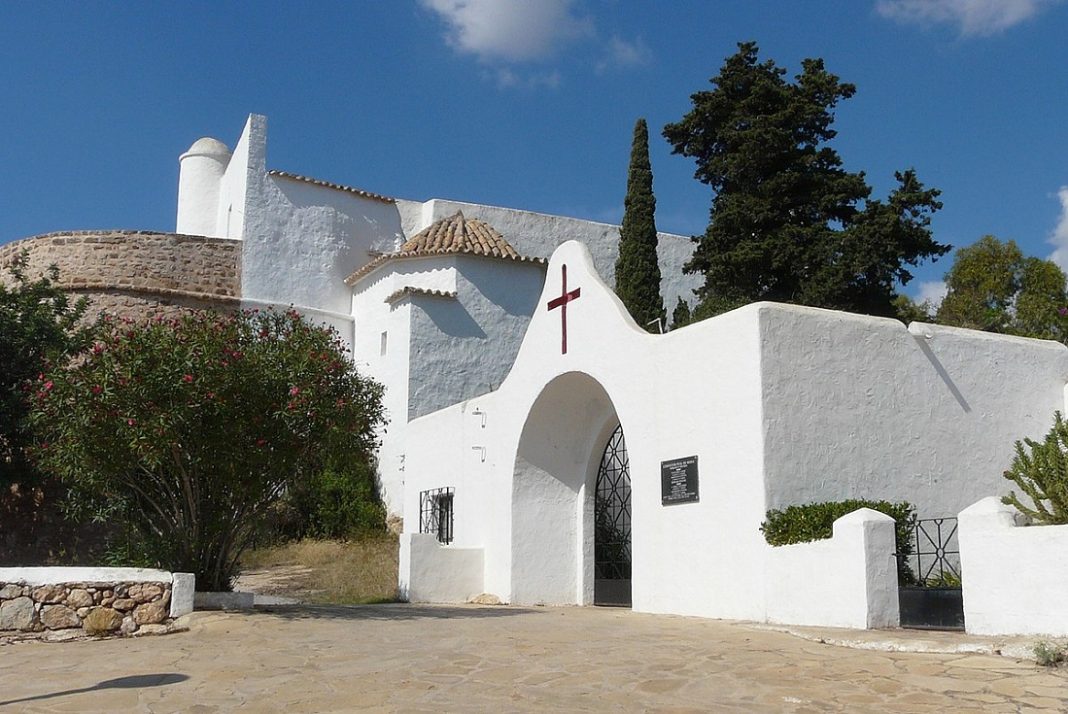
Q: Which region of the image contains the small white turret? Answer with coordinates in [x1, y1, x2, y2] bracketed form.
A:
[176, 137, 231, 237]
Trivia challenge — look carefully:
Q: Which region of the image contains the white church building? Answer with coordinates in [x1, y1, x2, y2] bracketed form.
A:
[175, 114, 698, 518]
[171, 114, 1068, 634]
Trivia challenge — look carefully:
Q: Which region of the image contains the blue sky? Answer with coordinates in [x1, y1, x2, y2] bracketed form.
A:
[2, 0, 1066, 303]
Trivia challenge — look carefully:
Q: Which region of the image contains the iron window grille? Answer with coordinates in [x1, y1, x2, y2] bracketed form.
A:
[419, 487, 455, 545]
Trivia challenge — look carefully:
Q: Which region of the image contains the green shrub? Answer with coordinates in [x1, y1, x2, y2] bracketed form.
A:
[761, 499, 917, 583]
[30, 309, 385, 591]
[276, 459, 387, 540]
[1034, 640, 1068, 667]
[1003, 411, 1068, 524]
[0, 251, 90, 487]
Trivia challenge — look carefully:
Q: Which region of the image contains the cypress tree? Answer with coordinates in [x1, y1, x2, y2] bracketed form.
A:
[615, 118, 665, 332]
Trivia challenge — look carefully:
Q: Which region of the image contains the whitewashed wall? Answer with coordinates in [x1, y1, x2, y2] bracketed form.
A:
[403, 534, 484, 603]
[352, 261, 440, 515]
[958, 497, 1068, 636]
[407, 257, 546, 419]
[759, 310, 1068, 518]
[215, 115, 257, 241]
[764, 509, 899, 629]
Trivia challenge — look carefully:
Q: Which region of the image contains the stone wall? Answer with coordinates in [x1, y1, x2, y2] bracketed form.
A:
[0, 230, 241, 321]
[0, 580, 173, 636]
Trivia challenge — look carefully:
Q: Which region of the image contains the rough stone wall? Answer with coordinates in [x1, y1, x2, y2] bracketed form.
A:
[0, 230, 241, 321]
[0, 580, 172, 636]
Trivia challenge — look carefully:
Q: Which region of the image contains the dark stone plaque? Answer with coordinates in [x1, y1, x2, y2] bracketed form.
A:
[661, 456, 699, 505]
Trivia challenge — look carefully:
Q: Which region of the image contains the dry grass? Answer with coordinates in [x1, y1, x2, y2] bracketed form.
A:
[239, 536, 399, 605]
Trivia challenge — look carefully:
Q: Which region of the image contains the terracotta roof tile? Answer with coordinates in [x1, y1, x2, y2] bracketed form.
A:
[268, 170, 395, 204]
[345, 212, 545, 286]
[384, 287, 458, 303]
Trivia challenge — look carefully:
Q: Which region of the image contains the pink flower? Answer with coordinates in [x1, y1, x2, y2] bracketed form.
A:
[43, 381, 53, 391]
[289, 386, 300, 396]
[1059, 307, 1068, 316]
[127, 418, 136, 426]
[182, 374, 194, 383]
[91, 385, 102, 395]
[92, 343, 104, 355]
[256, 439, 267, 447]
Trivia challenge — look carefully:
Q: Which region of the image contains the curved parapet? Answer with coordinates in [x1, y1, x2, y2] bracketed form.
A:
[0, 230, 241, 320]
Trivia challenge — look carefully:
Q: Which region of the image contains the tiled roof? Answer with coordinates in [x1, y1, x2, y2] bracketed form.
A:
[385, 287, 458, 303]
[267, 170, 395, 204]
[345, 211, 545, 286]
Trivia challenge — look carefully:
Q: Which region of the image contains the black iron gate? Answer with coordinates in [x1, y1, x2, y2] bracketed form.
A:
[898, 517, 964, 630]
[594, 424, 631, 606]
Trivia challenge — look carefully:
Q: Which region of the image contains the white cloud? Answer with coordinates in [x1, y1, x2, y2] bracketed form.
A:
[596, 36, 652, 73]
[1047, 186, 1068, 271]
[875, 0, 1060, 36]
[421, 0, 592, 63]
[915, 280, 948, 310]
[485, 67, 561, 90]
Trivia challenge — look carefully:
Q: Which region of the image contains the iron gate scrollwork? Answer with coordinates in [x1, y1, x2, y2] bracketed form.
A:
[897, 517, 963, 630]
[595, 424, 631, 606]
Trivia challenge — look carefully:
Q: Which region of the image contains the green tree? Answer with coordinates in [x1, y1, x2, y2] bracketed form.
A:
[936, 235, 1068, 340]
[670, 297, 692, 330]
[615, 118, 666, 331]
[663, 41, 948, 318]
[0, 251, 90, 486]
[30, 309, 385, 591]
[892, 294, 933, 325]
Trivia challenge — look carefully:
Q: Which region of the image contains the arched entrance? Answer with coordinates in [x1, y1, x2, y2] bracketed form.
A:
[594, 424, 632, 606]
[510, 372, 624, 606]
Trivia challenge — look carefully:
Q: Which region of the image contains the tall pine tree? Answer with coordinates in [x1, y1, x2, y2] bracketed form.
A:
[663, 42, 948, 318]
[615, 118, 665, 331]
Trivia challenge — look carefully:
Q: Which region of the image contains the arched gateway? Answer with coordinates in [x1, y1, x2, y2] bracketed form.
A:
[509, 372, 631, 607]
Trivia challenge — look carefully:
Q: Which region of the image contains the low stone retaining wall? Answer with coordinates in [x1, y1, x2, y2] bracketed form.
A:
[0, 567, 194, 637]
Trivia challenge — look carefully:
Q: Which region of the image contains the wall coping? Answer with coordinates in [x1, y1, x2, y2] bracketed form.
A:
[0, 567, 174, 585]
[2, 230, 241, 247]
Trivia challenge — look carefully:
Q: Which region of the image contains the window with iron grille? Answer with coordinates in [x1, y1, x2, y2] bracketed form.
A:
[419, 487, 454, 544]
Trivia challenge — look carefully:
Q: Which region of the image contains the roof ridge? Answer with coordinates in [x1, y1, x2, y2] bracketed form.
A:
[343, 212, 541, 286]
[267, 170, 395, 205]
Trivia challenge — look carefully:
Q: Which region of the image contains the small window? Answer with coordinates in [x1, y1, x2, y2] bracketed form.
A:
[380, 331, 388, 356]
[419, 487, 454, 545]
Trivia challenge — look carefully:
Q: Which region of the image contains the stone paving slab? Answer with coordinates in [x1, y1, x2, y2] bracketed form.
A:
[0, 604, 1065, 712]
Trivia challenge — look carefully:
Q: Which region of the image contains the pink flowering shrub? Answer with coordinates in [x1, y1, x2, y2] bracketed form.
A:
[30, 309, 385, 591]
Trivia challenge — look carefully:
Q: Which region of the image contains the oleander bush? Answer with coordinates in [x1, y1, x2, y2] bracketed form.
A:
[29, 308, 385, 591]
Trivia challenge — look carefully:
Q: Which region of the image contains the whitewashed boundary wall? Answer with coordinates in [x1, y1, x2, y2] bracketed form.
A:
[764, 509, 900, 629]
[958, 497, 1068, 636]
[402, 534, 484, 603]
[760, 311, 1068, 519]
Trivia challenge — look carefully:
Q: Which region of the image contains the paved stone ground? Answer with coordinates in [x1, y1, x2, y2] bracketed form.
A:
[1, 604, 1066, 712]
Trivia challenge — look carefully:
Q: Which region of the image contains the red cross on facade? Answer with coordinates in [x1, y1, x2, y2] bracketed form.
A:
[547, 264, 581, 354]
